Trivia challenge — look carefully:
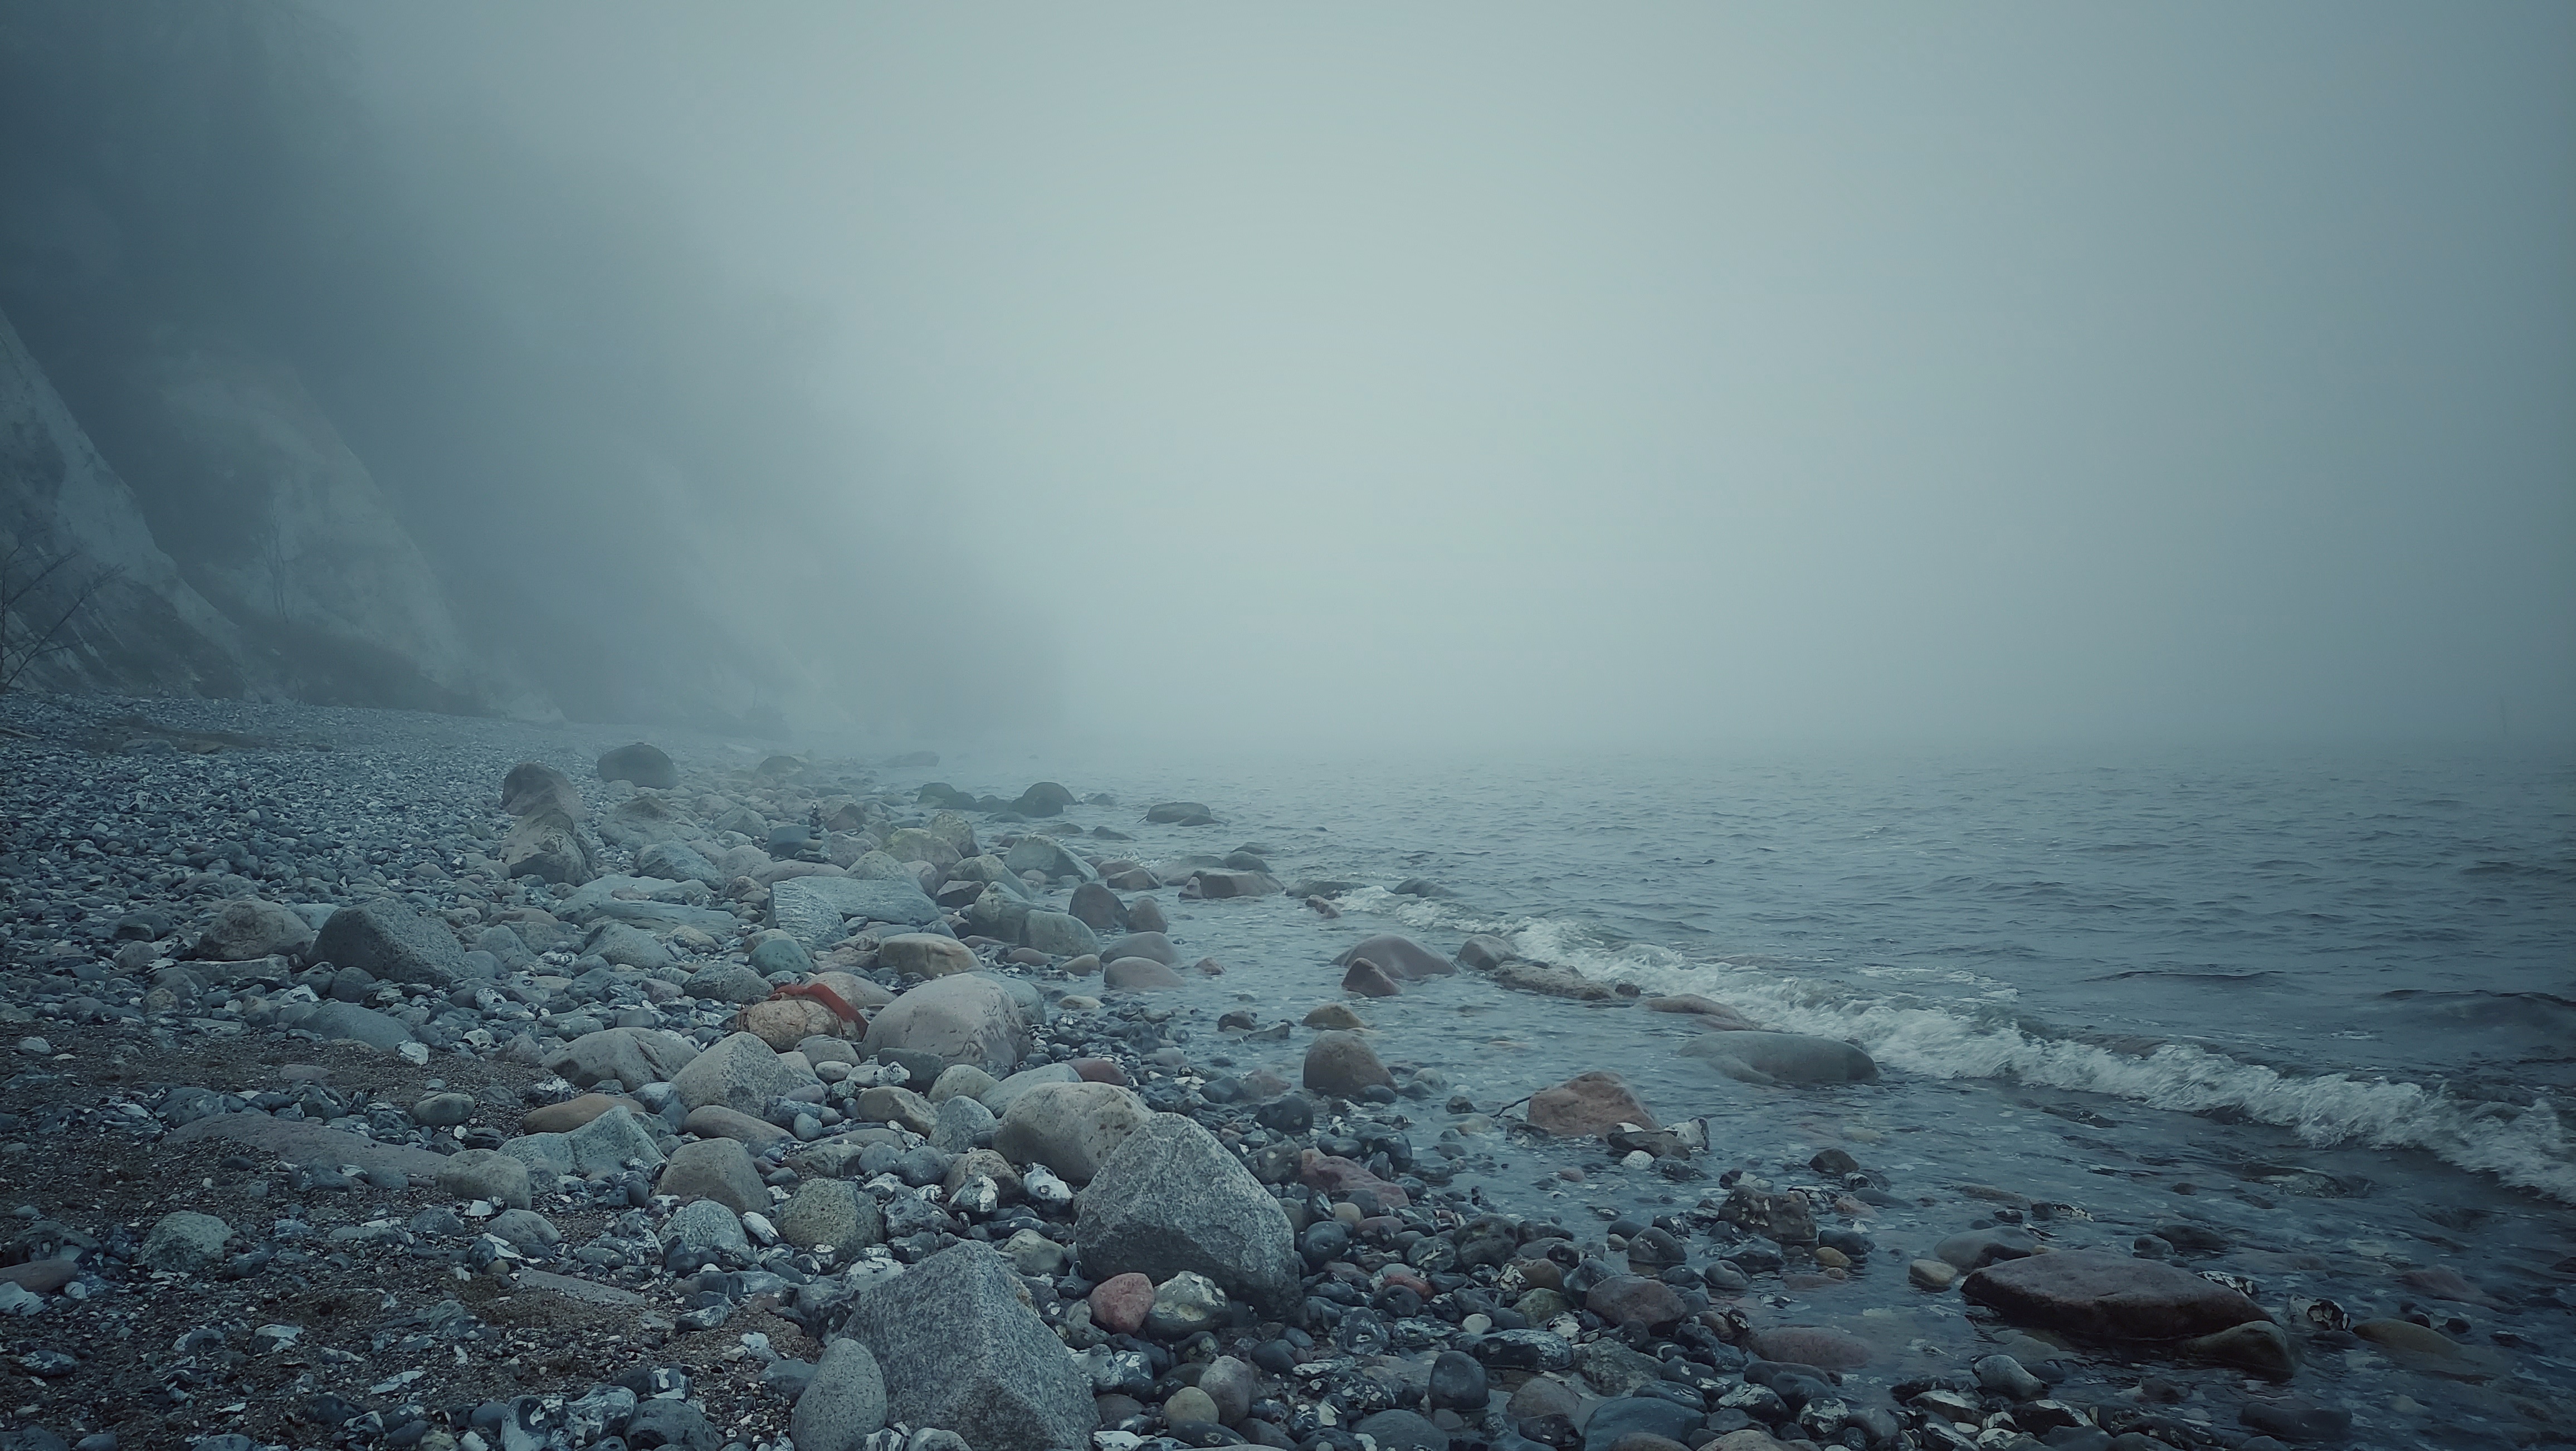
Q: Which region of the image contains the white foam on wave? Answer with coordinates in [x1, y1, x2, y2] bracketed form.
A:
[1332, 888, 2576, 1202]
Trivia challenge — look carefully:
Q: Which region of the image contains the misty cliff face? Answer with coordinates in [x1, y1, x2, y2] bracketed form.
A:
[0, 306, 246, 697]
[0, 305, 519, 711]
[107, 334, 506, 713]
[0, 0, 1022, 730]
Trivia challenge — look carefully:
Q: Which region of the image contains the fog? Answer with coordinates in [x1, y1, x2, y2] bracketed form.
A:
[21, 3, 2576, 749]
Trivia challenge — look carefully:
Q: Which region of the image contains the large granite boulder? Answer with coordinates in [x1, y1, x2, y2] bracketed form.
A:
[1963, 1250, 2272, 1340]
[597, 742, 679, 790]
[499, 809, 599, 885]
[778, 1179, 885, 1251]
[1075, 1114, 1301, 1313]
[310, 899, 466, 987]
[792, 1338, 889, 1451]
[1002, 835, 1098, 884]
[300, 1001, 414, 1053]
[879, 932, 977, 978]
[993, 1082, 1152, 1184]
[193, 898, 314, 962]
[545, 1026, 701, 1092]
[637, 839, 726, 888]
[500, 1104, 665, 1177]
[500, 761, 584, 817]
[770, 875, 944, 948]
[864, 976, 1027, 1076]
[1023, 910, 1097, 958]
[657, 1137, 767, 1214]
[839, 1243, 1098, 1451]
[671, 1031, 811, 1114]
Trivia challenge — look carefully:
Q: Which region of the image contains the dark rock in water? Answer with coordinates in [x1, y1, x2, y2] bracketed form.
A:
[1972, 1353, 2048, 1400]
[1579, 1396, 1704, 1451]
[1146, 801, 1217, 825]
[1075, 1114, 1302, 1312]
[1185, 869, 1279, 899]
[1105, 957, 1186, 992]
[311, 899, 467, 987]
[1526, 1072, 1657, 1137]
[1341, 960, 1402, 997]
[1101, 931, 1178, 966]
[1752, 1326, 1873, 1371]
[1962, 1249, 2271, 1340]
[1013, 781, 1076, 817]
[2186, 1319, 2298, 1378]
[1334, 934, 1454, 980]
[1585, 1275, 1689, 1330]
[1304, 1031, 1394, 1099]
[1125, 897, 1168, 934]
[1456, 934, 1514, 971]
[840, 1243, 1098, 1451]
[597, 742, 679, 790]
[1935, 1228, 2038, 1270]
[2240, 1399, 2352, 1443]
[1491, 960, 1617, 1001]
[1718, 1186, 1815, 1244]
[1679, 1031, 1877, 1084]
[1068, 882, 1126, 932]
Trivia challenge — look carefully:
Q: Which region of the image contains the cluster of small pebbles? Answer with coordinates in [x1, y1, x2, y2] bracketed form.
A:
[1, 692, 2565, 1451]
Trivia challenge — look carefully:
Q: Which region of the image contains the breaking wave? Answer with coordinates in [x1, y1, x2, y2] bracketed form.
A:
[1332, 887, 2576, 1202]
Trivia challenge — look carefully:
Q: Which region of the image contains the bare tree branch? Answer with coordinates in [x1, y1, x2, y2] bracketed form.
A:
[0, 541, 124, 693]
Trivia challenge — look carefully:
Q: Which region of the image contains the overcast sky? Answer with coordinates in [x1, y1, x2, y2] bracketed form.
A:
[347, 3, 2575, 749]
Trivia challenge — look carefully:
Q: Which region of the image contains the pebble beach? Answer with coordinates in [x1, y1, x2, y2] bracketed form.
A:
[1, 693, 2569, 1451]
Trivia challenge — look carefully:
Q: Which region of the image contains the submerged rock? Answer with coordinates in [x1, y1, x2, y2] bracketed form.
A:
[1526, 1072, 1657, 1137]
[1304, 1030, 1393, 1099]
[1334, 933, 1455, 980]
[1680, 1030, 1878, 1084]
[1962, 1249, 2271, 1340]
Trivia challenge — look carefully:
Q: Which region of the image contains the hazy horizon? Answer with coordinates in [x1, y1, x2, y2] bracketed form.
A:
[335, 3, 2574, 750]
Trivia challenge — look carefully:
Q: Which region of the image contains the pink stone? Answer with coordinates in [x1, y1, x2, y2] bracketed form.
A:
[1090, 1271, 1155, 1335]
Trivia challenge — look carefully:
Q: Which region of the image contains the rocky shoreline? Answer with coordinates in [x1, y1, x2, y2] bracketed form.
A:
[1, 693, 2565, 1451]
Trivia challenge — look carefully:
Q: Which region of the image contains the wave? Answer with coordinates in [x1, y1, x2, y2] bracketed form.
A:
[1330, 887, 2576, 1203]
